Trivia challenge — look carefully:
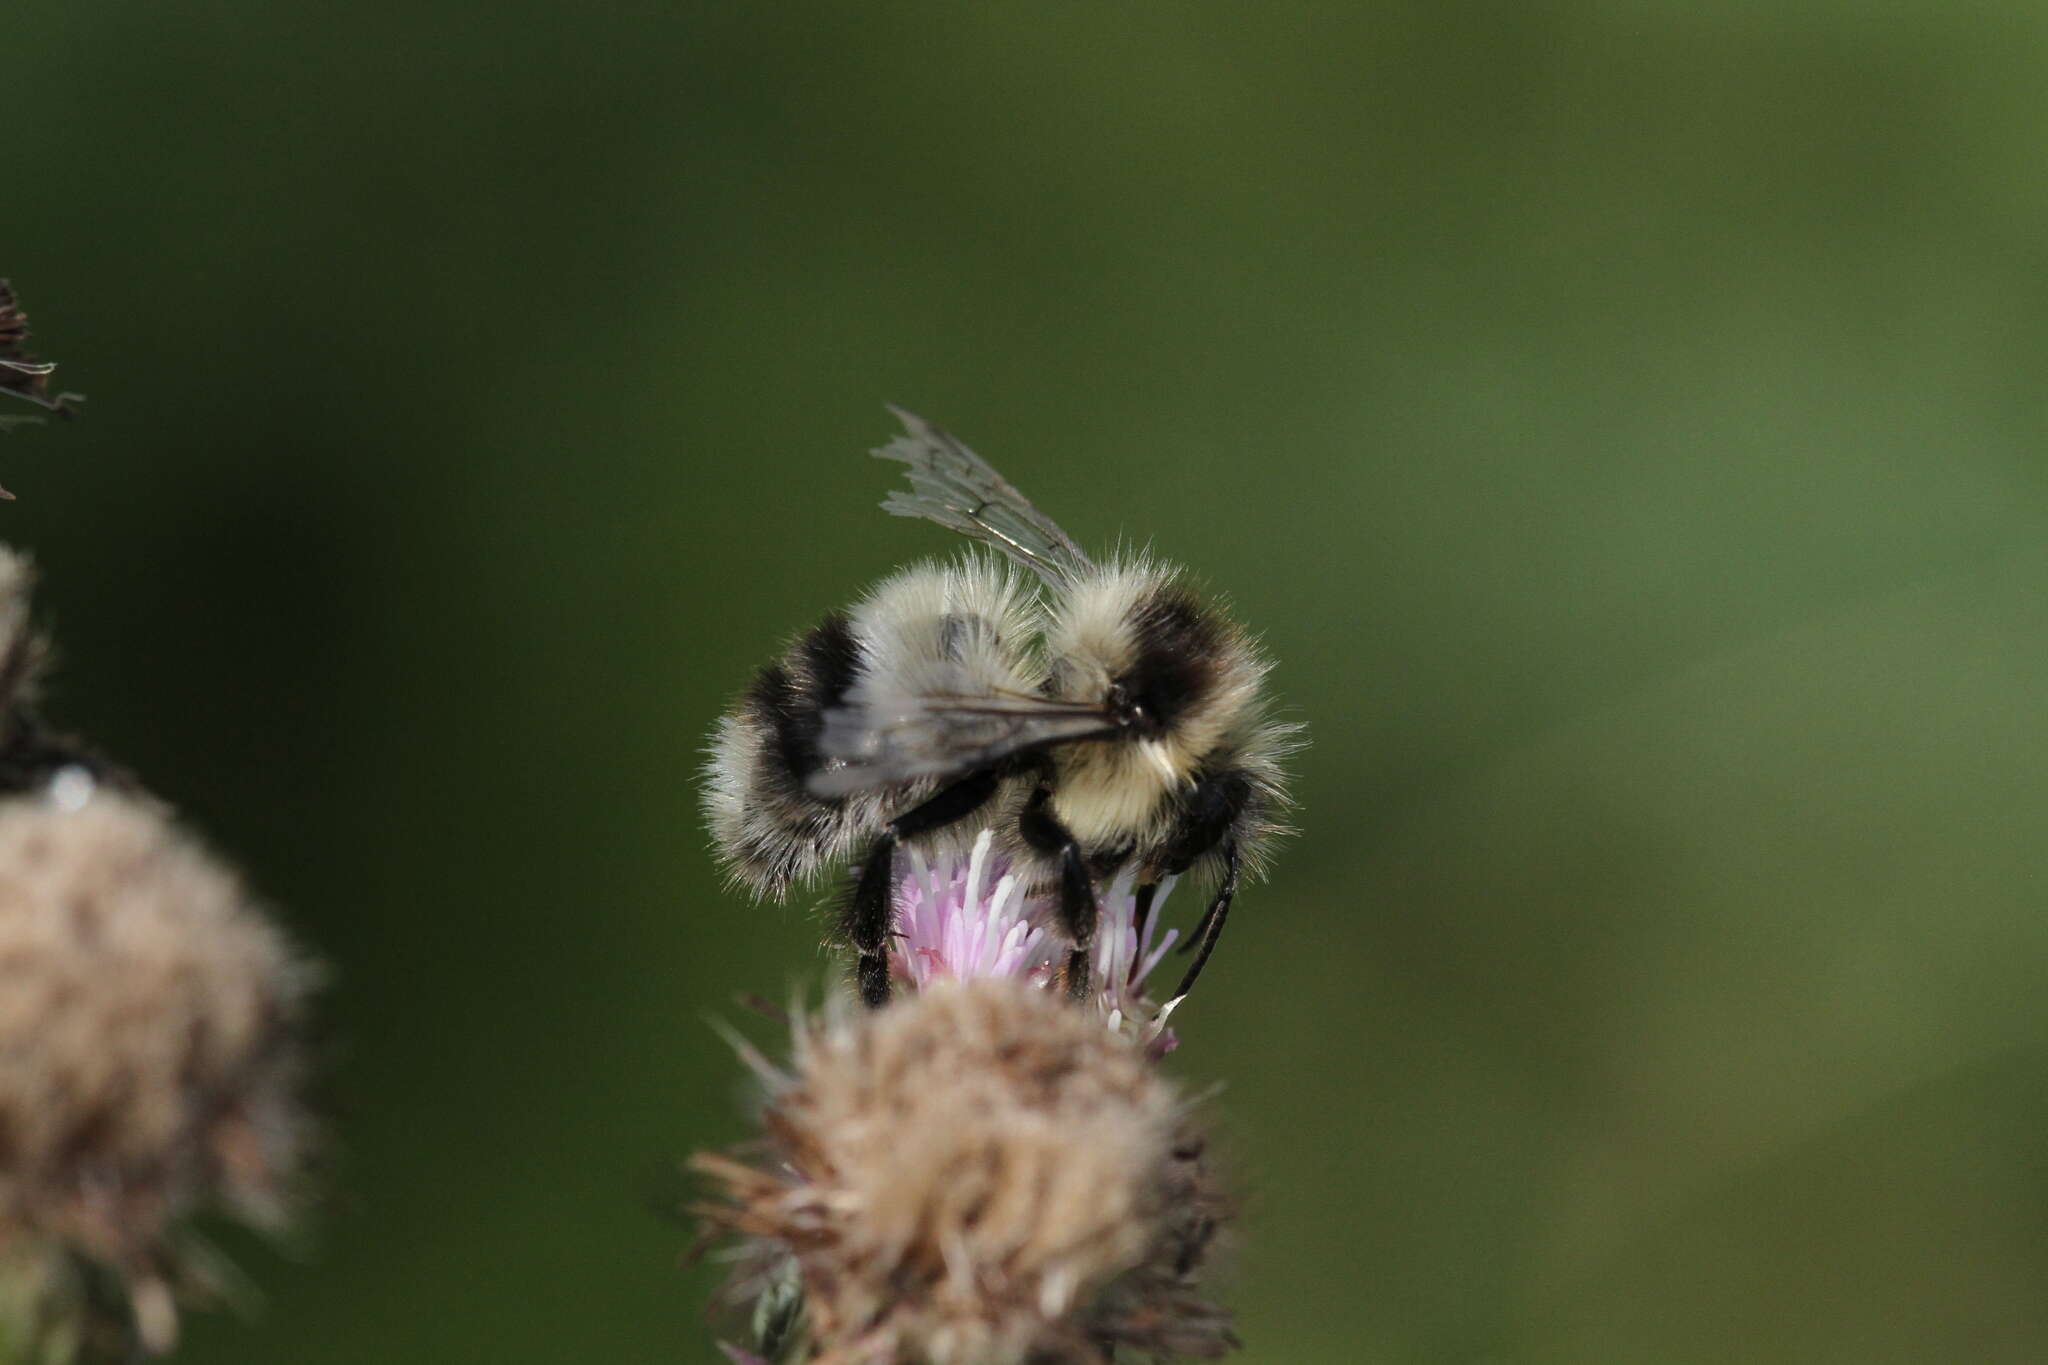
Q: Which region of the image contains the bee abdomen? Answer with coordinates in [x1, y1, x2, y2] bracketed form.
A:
[704, 613, 872, 896]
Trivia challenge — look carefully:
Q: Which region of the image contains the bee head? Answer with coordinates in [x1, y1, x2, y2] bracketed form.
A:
[1106, 592, 1217, 740]
[1047, 563, 1263, 778]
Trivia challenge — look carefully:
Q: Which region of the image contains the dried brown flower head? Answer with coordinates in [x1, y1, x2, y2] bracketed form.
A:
[0, 281, 77, 417]
[0, 551, 39, 708]
[0, 789, 315, 1354]
[0, 280, 81, 492]
[0, 549, 128, 804]
[695, 979, 1236, 1365]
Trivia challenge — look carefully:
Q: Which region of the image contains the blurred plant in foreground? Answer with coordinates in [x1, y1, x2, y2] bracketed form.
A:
[692, 834, 1234, 1365]
[0, 548, 317, 1361]
[0, 283, 80, 476]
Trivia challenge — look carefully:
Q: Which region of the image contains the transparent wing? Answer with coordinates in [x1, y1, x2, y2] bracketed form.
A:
[874, 407, 1093, 590]
[807, 673, 1114, 798]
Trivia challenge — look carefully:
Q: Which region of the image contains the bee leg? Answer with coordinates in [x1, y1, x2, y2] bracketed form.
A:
[1057, 849, 1097, 1002]
[1171, 844, 1240, 1001]
[1130, 882, 1160, 966]
[849, 836, 901, 1008]
[1019, 785, 1098, 1001]
[847, 767, 1005, 1008]
[1177, 893, 1218, 956]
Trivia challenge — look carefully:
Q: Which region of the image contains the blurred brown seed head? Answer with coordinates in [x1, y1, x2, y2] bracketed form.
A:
[696, 978, 1236, 1365]
[0, 549, 131, 803]
[0, 790, 315, 1353]
[0, 550, 40, 710]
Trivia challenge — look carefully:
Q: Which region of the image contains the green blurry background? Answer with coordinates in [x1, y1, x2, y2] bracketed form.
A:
[11, 4, 2048, 1361]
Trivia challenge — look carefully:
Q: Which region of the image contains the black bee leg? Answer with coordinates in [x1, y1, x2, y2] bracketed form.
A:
[1020, 785, 1098, 1001]
[1176, 893, 1218, 955]
[849, 835, 901, 1008]
[1056, 845, 1097, 1002]
[1130, 883, 1160, 968]
[1171, 844, 1240, 1002]
[846, 767, 1004, 1008]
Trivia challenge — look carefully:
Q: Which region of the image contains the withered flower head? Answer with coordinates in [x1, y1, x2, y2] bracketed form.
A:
[0, 280, 81, 484]
[696, 978, 1235, 1365]
[0, 788, 315, 1354]
[0, 550, 38, 705]
[0, 281, 76, 415]
[0, 548, 127, 803]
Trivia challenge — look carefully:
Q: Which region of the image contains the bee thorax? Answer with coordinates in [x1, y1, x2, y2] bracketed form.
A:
[1048, 743, 1179, 849]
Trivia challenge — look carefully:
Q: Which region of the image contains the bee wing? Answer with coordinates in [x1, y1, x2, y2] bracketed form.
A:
[875, 407, 1093, 590]
[807, 676, 1114, 798]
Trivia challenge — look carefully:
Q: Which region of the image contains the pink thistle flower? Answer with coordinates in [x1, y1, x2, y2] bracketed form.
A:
[892, 832, 1056, 991]
[1091, 866, 1182, 1028]
[889, 831, 1183, 1048]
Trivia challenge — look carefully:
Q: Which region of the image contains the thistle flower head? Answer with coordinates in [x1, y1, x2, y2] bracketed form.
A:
[893, 835, 1054, 990]
[695, 979, 1235, 1365]
[0, 549, 132, 806]
[0, 787, 315, 1354]
[891, 831, 1183, 1044]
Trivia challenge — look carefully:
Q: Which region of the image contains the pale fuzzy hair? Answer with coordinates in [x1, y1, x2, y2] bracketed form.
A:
[1203, 705, 1303, 885]
[695, 978, 1237, 1364]
[1046, 556, 1270, 770]
[1039, 556, 1283, 867]
[703, 620, 891, 898]
[846, 554, 1040, 710]
[703, 555, 1040, 896]
[0, 791, 314, 1353]
[703, 705, 890, 897]
[1041, 555, 1175, 676]
[834, 555, 1044, 864]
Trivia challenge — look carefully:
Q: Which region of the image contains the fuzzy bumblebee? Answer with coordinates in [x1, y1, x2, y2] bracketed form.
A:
[706, 411, 1298, 1007]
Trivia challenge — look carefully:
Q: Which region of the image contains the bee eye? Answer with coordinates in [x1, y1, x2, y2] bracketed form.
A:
[1107, 680, 1154, 733]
